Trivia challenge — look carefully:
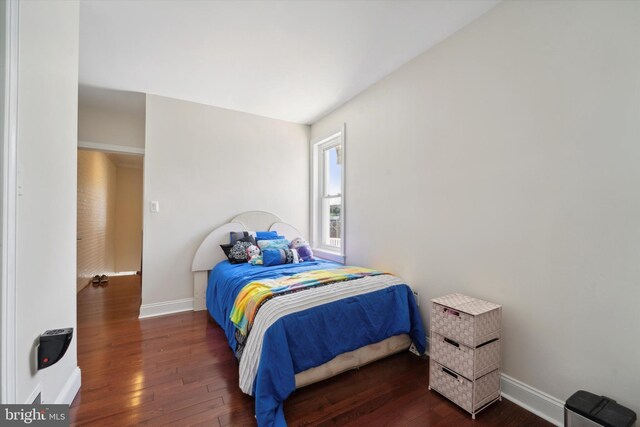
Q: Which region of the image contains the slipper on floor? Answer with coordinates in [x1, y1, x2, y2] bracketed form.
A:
[91, 275, 100, 286]
[99, 274, 109, 285]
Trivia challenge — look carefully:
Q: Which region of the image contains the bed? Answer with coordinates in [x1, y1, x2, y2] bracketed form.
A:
[192, 211, 426, 426]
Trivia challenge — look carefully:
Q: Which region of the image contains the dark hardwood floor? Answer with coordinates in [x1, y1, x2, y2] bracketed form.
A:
[71, 274, 552, 426]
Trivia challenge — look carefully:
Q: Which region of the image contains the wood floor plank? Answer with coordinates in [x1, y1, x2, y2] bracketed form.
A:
[71, 274, 553, 426]
[139, 398, 225, 426]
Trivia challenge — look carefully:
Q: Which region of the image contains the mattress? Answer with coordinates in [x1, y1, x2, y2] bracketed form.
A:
[206, 259, 425, 426]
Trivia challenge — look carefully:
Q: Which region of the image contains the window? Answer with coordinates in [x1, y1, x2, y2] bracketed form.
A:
[311, 127, 345, 262]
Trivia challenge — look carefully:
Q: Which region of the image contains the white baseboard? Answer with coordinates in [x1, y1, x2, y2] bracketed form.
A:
[25, 383, 42, 404]
[500, 373, 564, 426]
[54, 366, 81, 405]
[139, 298, 194, 319]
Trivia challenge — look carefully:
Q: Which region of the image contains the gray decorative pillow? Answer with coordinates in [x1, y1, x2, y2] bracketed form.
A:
[230, 231, 250, 245]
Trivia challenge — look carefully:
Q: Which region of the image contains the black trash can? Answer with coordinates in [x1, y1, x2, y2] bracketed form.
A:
[565, 390, 636, 427]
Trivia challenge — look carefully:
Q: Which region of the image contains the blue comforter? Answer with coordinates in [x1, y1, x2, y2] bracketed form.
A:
[206, 260, 426, 426]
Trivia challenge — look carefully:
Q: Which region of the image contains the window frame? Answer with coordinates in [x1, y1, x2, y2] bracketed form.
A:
[310, 125, 345, 263]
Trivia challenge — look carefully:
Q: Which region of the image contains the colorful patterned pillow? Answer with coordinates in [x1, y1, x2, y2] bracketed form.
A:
[224, 240, 253, 264]
[257, 238, 290, 251]
[262, 248, 299, 266]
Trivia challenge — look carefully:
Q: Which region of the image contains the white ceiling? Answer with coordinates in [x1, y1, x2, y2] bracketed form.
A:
[80, 0, 499, 124]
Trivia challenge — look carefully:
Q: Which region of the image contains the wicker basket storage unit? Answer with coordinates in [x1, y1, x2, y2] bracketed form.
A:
[431, 293, 501, 347]
[430, 331, 500, 380]
[428, 293, 502, 419]
[430, 360, 501, 414]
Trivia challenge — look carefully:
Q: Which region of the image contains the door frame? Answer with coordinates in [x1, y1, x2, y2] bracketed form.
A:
[1, 0, 20, 405]
[78, 140, 145, 155]
[76, 141, 145, 281]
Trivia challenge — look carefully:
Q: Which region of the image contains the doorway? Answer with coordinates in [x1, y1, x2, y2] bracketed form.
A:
[76, 149, 143, 292]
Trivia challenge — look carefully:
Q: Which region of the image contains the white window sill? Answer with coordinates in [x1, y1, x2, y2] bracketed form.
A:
[313, 248, 345, 264]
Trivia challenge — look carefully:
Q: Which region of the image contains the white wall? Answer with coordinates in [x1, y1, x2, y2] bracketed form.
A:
[0, 1, 5, 152]
[115, 166, 142, 272]
[78, 102, 145, 149]
[142, 95, 309, 307]
[16, 0, 79, 403]
[311, 0, 640, 417]
[0, 0, 6, 399]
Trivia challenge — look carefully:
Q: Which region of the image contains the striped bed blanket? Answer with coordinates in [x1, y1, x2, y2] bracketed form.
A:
[206, 259, 426, 426]
[229, 266, 385, 337]
[237, 272, 424, 426]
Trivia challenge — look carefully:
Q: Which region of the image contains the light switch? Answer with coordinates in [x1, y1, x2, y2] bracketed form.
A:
[150, 201, 160, 213]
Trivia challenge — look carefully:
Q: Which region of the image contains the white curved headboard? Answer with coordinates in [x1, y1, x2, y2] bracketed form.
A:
[190, 211, 410, 392]
[191, 221, 246, 272]
[231, 211, 282, 232]
[269, 222, 303, 241]
[191, 211, 305, 310]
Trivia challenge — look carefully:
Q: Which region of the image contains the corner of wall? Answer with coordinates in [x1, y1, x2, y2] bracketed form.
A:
[53, 367, 81, 405]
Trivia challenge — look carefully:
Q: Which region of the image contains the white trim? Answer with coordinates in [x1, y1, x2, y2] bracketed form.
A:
[78, 140, 145, 155]
[25, 383, 41, 405]
[310, 124, 346, 259]
[341, 123, 346, 262]
[139, 298, 194, 319]
[311, 130, 343, 148]
[1, 0, 19, 405]
[53, 366, 81, 405]
[308, 134, 315, 256]
[111, 271, 138, 276]
[314, 249, 345, 264]
[500, 373, 564, 426]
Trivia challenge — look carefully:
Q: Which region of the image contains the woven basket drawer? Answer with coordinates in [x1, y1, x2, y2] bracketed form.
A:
[431, 299, 501, 347]
[429, 360, 501, 413]
[431, 332, 501, 380]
